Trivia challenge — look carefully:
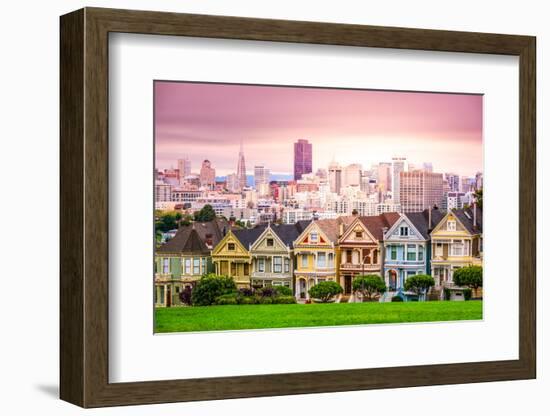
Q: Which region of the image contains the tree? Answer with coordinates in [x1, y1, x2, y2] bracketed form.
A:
[308, 281, 343, 303]
[404, 274, 435, 297]
[453, 265, 483, 290]
[191, 274, 236, 306]
[474, 188, 483, 209]
[352, 275, 386, 301]
[194, 204, 216, 222]
[155, 211, 180, 233]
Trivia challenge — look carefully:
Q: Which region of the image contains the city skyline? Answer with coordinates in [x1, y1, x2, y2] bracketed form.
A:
[155, 81, 483, 177]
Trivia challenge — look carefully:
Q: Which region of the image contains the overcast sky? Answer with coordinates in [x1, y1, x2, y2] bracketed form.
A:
[155, 81, 483, 177]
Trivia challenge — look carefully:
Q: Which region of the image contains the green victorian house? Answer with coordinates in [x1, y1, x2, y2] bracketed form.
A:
[154, 218, 229, 307]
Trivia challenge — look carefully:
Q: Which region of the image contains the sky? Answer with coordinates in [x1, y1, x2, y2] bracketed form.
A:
[155, 81, 483, 177]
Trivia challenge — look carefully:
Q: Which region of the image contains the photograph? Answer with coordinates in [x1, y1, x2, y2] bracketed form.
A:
[153, 80, 484, 333]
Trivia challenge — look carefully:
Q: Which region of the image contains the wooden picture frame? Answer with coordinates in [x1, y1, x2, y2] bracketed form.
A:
[60, 7, 536, 408]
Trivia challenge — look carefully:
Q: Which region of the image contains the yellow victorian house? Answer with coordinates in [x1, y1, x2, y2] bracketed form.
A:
[211, 227, 265, 288]
[430, 207, 483, 293]
[293, 218, 350, 299]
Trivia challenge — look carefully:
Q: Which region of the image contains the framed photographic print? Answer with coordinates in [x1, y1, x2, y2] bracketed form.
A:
[60, 7, 536, 408]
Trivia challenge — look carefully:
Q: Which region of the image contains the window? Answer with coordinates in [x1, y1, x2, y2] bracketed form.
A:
[328, 252, 334, 267]
[231, 263, 237, 276]
[244, 263, 249, 275]
[159, 286, 165, 304]
[390, 246, 397, 260]
[451, 240, 464, 256]
[201, 258, 207, 274]
[162, 258, 170, 274]
[176, 286, 180, 293]
[184, 258, 191, 275]
[355, 231, 363, 238]
[373, 249, 378, 264]
[447, 220, 456, 231]
[284, 258, 290, 273]
[317, 252, 326, 267]
[310, 232, 318, 243]
[258, 258, 265, 272]
[407, 245, 416, 261]
[266, 238, 274, 247]
[273, 257, 282, 273]
[301, 255, 308, 268]
[193, 258, 200, 275]
[227, 243, 236, 251]
[435, 243, 443, 256]
[418, 245, 424, 261]
[400, 226, 409, 236]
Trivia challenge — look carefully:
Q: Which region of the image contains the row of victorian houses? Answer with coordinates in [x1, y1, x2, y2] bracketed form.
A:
[154, 207, 482, 306]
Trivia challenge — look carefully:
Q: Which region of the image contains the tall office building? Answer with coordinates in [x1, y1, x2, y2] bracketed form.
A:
[399, 170, 444, 212]
[294, 139, 312, 180]
[391, 157, 407, 204]
[445, 173, 460, 192]
[377, 162, 392, 192]
[199, 159, 216, 189]
[328, 161, 342, 195]
[236, 140, 247, 190]
[343, 163, 362, 188]
[254, 165, 270, 188]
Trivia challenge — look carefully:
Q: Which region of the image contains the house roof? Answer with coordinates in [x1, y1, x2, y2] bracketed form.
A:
[232, 225, 268, 249]
[359, 212, 400, 241]
[406, 209, 446, 239]
[271, 223, 307, 248]
[452, 206, 482, 234]
[312, 217, 355, 242]
[157, 218, 230, 254]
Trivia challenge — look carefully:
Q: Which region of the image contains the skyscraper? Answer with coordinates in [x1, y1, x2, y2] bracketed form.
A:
[254, 165, 270, 188]
[343, 163, 362, 188]
[199, 159, 216, 189]
[177, 157, 191, 184]
[377, 162, 392, 193]
[328, 160, 342, 195]
[294, 139, 312, 180]
[391, 157, 407, 204]
[445, 173, 460, 192]
[236, 140, 247, 190]
[399, 170, 444, 212]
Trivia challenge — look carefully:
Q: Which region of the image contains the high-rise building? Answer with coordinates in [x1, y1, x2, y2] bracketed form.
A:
[199, 159, 216, 189]
[236, 140, 247, 190]
[226, 173, 239, 192]
[422, 162, 433, 172]
[391, 157, 407, 204]
[254, 165, 270, 188]
[343, 163, 362, 188]
[461, 177, 474, 193]
[328, 161, 342, 195]
[445, 173, 460, 192]
[377, 162, 392, 192]
[293, 139, 312, 180]
[177, 157, 191, 183]
[399, 170, 444, 212]
[475, 172, 483, 190]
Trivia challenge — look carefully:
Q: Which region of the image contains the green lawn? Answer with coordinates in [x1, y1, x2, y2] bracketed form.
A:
[155, 300, 482, 333]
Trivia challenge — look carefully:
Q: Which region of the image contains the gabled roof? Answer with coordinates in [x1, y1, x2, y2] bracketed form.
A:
[359, 212, 400, 241]
[315, 216, 355, 243]
[405, 209, 446, 239]
[271, 223, 303, 248]
[232, 225, 268, 250]
[157, 218, 230, 254]
[452, 206, 482, 234]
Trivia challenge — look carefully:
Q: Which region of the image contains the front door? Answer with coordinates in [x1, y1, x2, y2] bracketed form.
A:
[166, 287, 172, 307]
[388, 270, 397, 290]
[344, 276, 352, 294]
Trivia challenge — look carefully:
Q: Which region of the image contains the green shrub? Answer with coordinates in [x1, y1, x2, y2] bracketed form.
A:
[273, 296, 297, 304]
[308, 281, 343, 303]
[191, 274, 237, 306]
[259, 297, 273, 304]
[391, 296, 404, 302]
[352, 275, 386, 300]
[274, 286, 293, 296]
[463, 288, 473, 301]
[215, 294, 238, 305]
[404, 274, 435, 295]
[238, 296, 256, 305]
[453, 265, 483, 290]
